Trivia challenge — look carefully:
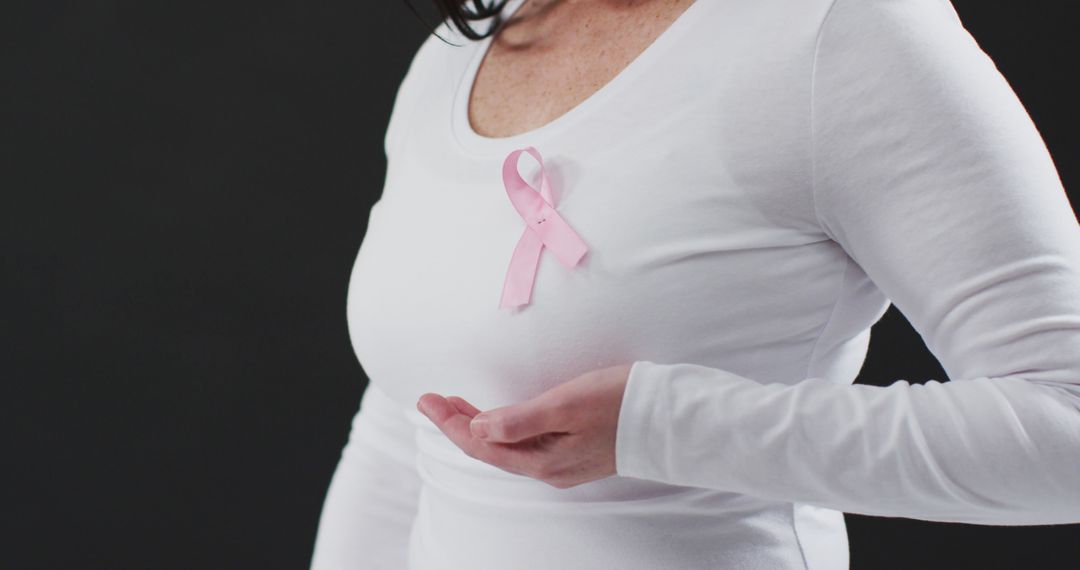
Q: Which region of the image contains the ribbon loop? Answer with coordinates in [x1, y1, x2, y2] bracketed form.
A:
[498, 146, 589, 309]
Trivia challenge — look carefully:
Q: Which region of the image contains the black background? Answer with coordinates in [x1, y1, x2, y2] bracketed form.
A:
[3, 2, 1077, 569]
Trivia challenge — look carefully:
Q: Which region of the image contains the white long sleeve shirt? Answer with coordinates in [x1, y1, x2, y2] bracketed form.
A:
[310, 0, 1080, 568]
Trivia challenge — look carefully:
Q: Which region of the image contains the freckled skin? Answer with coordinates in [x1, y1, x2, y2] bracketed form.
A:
[467, 0, 697, 138]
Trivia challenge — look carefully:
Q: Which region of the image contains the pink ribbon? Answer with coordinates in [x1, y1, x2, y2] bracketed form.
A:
[498, 146, 589, 309]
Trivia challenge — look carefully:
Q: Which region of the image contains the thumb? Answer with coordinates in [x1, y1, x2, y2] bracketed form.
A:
[470, 394, 569, 443]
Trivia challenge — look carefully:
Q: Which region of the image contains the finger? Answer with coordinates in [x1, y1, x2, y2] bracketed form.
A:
[471, 393, 574, 443]
[446, 396, 481, 418]
[417, 393, 456, 424]
[419, 394, 483, 450]
[421, 395, 557, 477]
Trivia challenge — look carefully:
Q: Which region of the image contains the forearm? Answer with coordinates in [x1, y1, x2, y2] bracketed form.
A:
[616, 360, 1080, 525]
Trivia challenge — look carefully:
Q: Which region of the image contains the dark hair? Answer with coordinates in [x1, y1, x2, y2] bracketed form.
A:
[403, 0, 513, 43]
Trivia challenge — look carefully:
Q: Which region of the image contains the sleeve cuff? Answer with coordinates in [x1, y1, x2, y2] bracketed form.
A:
[613, 359, 765, 484]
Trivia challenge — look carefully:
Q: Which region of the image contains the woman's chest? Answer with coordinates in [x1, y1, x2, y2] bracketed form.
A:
[349, 0, 841, 408]
[346, 141, 840, 411]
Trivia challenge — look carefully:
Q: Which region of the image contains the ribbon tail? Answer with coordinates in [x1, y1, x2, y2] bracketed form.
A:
[499, 229, 544, 309]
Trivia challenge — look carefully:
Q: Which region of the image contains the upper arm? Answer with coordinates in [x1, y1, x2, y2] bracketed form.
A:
[809, 0, 1080, 388]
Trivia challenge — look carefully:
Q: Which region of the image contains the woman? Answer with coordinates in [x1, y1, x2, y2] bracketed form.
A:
[311, 0, 1080, 568]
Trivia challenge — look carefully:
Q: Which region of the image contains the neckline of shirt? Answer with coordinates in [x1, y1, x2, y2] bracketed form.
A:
[449, 0, 707, 157]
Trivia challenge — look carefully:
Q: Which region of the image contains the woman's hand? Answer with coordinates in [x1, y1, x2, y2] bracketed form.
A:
[416, 362, 633, 489]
